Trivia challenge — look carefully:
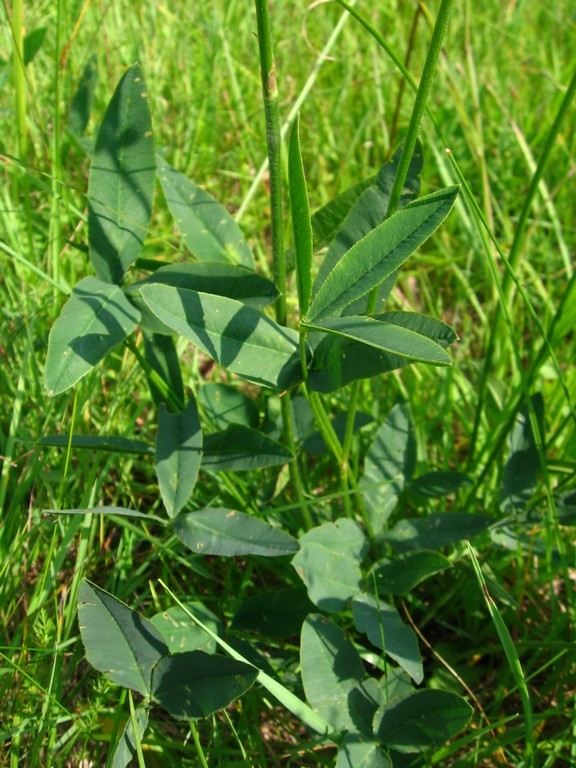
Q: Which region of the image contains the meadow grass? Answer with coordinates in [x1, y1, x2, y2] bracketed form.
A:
[0, 1, 575, 765]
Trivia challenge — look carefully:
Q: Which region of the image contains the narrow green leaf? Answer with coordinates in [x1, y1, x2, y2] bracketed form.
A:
[88, 63, 155, 284]
[292, 519, 366, 612]
[352, 594, 423, 683]
[304, 316, 452, 365]
[308, 312, 457, 393]
[301, 614, 364, 732]
[198, 383, 259, 430]
[139, 284, 304, 390]
[157, 155, 254, 268]
[132, 262, 278, 310]
[173, 508, 299, 557]
[110, 706, 148, 768]
[77, 580, 168, 696]
[307, 186, 458, 322]
[45, 276, 140, 396]
[151, 601, 220, 654]
[302, 412, 373, 456]
[372, 551, 450, 596]
[373, 690, 473, 753]
[382, 513, 492, 552]
[38, 434, 153, 455]
[361, 404, 416, 534]
[289, 114, 313, 315]
[155, 398, 202, 519]
[315, 143, 422, 292]
[151, 651, 258, 719]
[142, 330, 185, 408]
[202, 424, 293, 470]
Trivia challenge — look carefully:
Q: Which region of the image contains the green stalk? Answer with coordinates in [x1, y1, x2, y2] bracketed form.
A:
[341, 0, 455, 515]
[253, 0, 285, 325]
[49, 0, 63, 292]
[253, 0, 309, 525]
[12, 0, 27, 160]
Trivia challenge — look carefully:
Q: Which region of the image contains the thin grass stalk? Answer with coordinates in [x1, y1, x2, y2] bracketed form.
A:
[467, 543, 535, 766]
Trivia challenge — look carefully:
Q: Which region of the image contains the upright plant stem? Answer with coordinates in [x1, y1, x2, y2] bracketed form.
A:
[12, 0, 27, 161]
[253, 0, 286, 326]
[342, 0, 455, 511]
[253, 0, 309, 526]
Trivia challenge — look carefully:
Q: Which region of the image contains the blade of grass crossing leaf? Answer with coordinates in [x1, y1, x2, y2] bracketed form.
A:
[158, 580, 331, 735]
[466, 543, 535, 766]
[289, 114, 312, 316]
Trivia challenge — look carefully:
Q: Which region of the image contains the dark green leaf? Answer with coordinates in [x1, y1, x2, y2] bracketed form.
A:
[361, 404, 416, 534]
[173, 508, 299, 557]
[337, 735, 392, 768]
[289, 114, 313, 315]
[352, 594, 422, 683]
[151, 651, 258, 719]
[24, 27, 47, 66]
[372, 551, 450, 596]
[381, 513, 492, 552]
[315, 144, 422, 292]
[110, 706, 148, 768]
[151, 601, 220, 654]
[68, 54, 98, 137]
[140, 285, 304, 390]
[77, 580, 168, 696]
[304, 316, 452, 366]
[155, 398, 202, 518]
[307, 187, 458, 322]
[202, 424, 293, 470]
[232, 587, 314, 639]
[300, 614, 364, 731]
[312, 174, 376, 248]
[373, 690, 473, 753]
[198, 383, 259, 430]
[500, 393, 544, 512]
[132, 262, 278, 310]
[157, 155, 254, 268]
[409, 471, 472, 499]
[88, 64, 155, 284]
[308, 312, 457, 393]
[292, 519, 366, 612]
[45, 276, 140, 396]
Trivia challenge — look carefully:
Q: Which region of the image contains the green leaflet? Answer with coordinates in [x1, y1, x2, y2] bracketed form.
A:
[157, 155, 254, 268]
[45, 276, 140, 396]
[140, 284, 304, 390]
[155, 398, 202, 519]
[306, 186, 458, 322]
[88, 64, 155, 284]
[173, 508, 299, 557]
[77, 580, 168, 696]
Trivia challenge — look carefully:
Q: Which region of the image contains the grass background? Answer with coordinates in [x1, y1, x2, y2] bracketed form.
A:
[0, 0, 575, 765]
